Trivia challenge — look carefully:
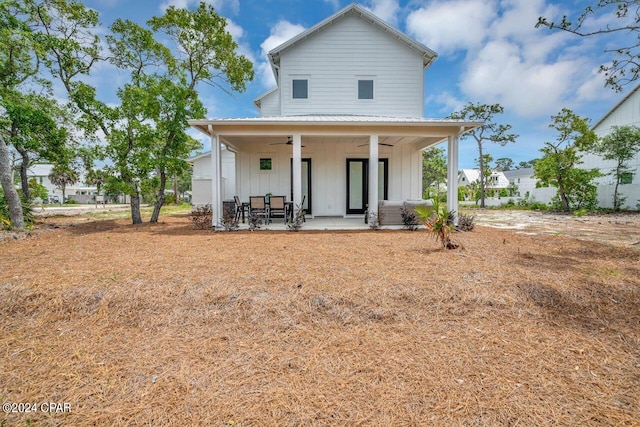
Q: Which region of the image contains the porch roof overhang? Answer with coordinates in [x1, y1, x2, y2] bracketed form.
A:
[188, 115, 483, 151]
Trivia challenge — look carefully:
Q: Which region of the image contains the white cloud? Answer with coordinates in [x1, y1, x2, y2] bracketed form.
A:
[257, 20, 306, 88]
[460, 39, 585, 117]
[160, 0, 240, 15]
[363, 0, 400, 25]
[425, 91, 466, 115]
[406, 0, 496, 54]
[409, 0, 617, 119]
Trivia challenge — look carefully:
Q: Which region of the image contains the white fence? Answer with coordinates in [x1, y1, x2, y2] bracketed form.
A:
[480, 184, 639, 209]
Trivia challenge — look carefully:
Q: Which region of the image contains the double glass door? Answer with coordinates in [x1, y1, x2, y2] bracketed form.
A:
[346, 159, 388, 214]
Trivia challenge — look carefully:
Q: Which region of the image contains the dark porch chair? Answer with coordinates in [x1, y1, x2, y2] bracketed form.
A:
[234, 196, 249, 223]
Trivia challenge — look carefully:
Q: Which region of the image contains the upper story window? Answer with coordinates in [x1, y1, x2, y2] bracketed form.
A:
[358, 79, 374, 100]
[620, 172, 633, 184]
[292, 79, 308, 99]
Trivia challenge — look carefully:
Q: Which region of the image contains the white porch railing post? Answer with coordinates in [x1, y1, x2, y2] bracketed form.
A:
[447, 132, 460, 225]
[292, 133, 302, 208]
[369, 134, 379, 219]
[209, 126, 222, 227]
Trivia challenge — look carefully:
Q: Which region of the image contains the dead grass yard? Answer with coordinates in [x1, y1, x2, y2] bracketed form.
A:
[1, 213, 639, 426]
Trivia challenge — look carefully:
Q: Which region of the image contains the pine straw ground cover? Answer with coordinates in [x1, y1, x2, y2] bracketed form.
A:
[1, 215, 639, 426]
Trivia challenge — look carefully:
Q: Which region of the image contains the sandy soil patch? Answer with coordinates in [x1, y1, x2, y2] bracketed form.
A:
[469, 209, 640, 247]
[1, 214, 639, 425]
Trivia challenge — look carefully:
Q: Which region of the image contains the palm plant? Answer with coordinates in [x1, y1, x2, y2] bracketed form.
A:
[48, 165, 78, 202]
[416, 199, 458, 249]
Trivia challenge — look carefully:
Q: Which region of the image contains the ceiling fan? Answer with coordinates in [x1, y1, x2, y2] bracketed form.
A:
[270, 136, 305, 147]
[357, 141, 394, 147]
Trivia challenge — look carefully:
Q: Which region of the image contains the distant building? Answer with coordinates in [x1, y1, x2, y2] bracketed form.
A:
[27, 164, 97, 203]
[580, 83, 640, 209]
[458, 169, 509, 194]
[503, 168, 555, 203]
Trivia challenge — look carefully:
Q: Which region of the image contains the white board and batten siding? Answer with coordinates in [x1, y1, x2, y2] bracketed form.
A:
[277, 14, 424, 118]
[190, 150, 236, 207]
[234, 140, 422, 217]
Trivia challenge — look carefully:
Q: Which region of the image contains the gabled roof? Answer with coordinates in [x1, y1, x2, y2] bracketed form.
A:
[266, 3, 438, 82]
[592, 82, 640, 130]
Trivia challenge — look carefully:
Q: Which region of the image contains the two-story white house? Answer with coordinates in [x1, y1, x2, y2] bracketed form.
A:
[189, 3, 482, 225]
[458, 169, 510, 195]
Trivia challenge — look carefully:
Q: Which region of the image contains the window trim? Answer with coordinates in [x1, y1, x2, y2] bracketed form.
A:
[291, 78, 309, 100]
[356, 76, 376, 101]
[259, 158, 272, 171]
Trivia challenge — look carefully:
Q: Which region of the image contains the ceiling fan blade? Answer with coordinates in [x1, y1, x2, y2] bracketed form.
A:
[357, 142, 394, 147]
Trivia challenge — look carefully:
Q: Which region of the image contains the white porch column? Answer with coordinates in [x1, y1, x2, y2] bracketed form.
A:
[292, 133, 302, 207]
[447, 133, 459, 225]
[368, 134, 379, 218]
[209, 126, 222, 227]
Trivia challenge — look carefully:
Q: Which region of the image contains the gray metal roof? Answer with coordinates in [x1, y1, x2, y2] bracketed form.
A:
[190, 114, 479, 125]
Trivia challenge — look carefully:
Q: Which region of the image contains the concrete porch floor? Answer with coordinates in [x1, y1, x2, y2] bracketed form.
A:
[231, 216, 403, 231]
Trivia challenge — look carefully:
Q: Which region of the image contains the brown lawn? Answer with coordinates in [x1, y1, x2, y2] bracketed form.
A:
[1, 214, 639, 426]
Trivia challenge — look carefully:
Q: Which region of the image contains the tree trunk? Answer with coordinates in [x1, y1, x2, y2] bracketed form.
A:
[173, 173, 178, 204]
[0, 134, 25, 230]
[613, 163, 621, 211]
[613, 179, 620, 211]
[557, 178, 570, 212]
[130, 191, 143, 224]
[478, 143, 486, 208]
[16, 145, 30, 201]
[150, 169, 167, 223]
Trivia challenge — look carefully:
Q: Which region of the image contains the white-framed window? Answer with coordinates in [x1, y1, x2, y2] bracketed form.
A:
[355, 76, 376, 101]
[292, 79, 308, 99]
[258, 153, 276, 174]
[259, 158, 272, 171]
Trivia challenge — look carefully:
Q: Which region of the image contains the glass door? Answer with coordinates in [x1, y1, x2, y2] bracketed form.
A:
[346, 158, 388, 215]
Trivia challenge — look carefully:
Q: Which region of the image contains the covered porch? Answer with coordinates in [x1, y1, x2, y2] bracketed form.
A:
[189, 116, 482, 227]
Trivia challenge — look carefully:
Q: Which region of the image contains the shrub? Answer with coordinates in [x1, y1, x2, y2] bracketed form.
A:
[457, 213, 475, 232]
[368, 210, 381, 230]
[0, 192, 33, 230]
[400, 205, 419, 231]
[220, 210, 239, 231]
[64, 198, 78, 204]
[248, 212, 262, 231]
[572, 208, 587, 218]
[286, 203, 305, 232]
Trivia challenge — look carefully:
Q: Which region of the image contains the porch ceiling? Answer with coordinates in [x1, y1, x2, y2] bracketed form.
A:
[216, 134, 444, 151]
[189, 115, 483, 151]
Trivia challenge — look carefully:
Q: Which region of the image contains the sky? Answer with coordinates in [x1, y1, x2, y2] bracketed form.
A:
[77, 0, 636, 169]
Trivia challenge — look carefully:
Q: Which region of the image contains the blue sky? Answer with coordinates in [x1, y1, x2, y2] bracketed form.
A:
[78, 0, 635, 169]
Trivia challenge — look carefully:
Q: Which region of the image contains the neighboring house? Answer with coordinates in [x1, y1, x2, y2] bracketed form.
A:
[580, 82, 640, 209]
[502, 168, 555, 203]
[189, 148, 236, 206]
[189, 3, 482, 225]
[458, 169, 509, 195]
[27, 163, 97, 203]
